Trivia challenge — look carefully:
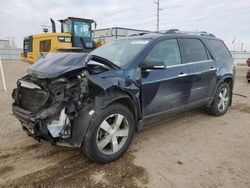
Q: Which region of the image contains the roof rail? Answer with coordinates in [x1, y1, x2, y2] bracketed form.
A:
[162, 29, 216, 37]
[128, 32, 149, 37]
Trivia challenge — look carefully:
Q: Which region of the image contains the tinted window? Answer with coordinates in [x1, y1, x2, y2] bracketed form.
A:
[179, 38, 208, 63]
[205, 39, 231, 59]
[145, 39, 181, 66]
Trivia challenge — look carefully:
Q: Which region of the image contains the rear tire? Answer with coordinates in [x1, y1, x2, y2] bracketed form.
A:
[207, 83, 231, 116]
[82, 103, 135, 163]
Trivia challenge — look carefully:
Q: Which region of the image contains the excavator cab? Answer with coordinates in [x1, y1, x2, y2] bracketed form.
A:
[59, 17, 95, 52]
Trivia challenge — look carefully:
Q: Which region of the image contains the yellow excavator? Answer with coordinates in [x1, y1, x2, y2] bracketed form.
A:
[20, 17, 96, 64]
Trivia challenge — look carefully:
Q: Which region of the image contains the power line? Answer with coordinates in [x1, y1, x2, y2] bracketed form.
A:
[113, 18, 156, 29]
[97, 14, 156, 29]
[158, 10, 250, 27]
[117, 9, 250, 31]
[159, 0, 245, 15]
[93, 0, 250, 35]
[93, 0, 153, 20]
[95, 4, 155, 25]
[96, 0, 247, 31]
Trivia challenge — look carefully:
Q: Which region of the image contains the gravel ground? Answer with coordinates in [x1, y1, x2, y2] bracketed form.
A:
[0, 61, 249, 188]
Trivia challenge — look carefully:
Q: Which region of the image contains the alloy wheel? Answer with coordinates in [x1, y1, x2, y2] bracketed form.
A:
[217, 88, 229, 112]
[96, 114, 129, 155]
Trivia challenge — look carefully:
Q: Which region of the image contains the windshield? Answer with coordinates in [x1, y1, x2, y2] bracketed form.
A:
[90, 39, 150, 67]
[73, 21, 91, 38]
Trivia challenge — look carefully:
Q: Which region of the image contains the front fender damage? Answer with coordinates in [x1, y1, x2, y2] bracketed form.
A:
[69, 75, 141, 148]
[12, 70, 141, 148]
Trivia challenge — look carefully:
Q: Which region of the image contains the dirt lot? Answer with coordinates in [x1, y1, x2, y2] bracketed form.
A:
[0, 61, 249, 188]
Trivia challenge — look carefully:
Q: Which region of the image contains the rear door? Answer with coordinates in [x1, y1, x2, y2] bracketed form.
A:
[178, 38, 217, 106]
[140, 39, 191, 117]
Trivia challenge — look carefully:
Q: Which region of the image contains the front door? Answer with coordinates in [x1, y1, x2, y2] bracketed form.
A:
[140, 39, 192, 118]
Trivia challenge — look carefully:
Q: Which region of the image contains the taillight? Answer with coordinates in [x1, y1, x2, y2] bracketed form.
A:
[246, 70, 250, 78]
[247, 58, 250, 67]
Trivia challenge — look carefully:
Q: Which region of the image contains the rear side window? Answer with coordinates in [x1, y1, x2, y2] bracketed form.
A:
[179, 38, 208, 63]
[205, 39, 231, 59]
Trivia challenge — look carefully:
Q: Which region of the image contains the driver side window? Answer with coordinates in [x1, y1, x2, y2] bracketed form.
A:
[145, 39, 182, 67]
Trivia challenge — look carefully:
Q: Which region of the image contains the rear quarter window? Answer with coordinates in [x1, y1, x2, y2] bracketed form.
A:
[178, 38, 208, 63]
[205, 39, 231, 59]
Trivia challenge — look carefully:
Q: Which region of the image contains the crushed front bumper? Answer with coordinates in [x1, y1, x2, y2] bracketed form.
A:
[12, 103, 70, 144]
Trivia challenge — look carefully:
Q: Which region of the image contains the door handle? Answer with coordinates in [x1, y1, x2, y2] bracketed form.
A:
[178, 73, 188, 77]
[210, 67, 217, 71]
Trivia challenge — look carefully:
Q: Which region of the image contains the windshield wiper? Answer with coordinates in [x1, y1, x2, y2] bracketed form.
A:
[86, 55, 120, 70]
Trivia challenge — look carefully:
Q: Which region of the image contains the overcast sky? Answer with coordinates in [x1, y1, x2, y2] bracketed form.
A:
[0, 0, 249, 51]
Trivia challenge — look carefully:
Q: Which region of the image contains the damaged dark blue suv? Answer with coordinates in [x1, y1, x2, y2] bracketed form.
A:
[12, 31, 236, 163]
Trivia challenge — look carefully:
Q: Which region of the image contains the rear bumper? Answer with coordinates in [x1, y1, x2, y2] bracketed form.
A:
[246, 59, 250, 67]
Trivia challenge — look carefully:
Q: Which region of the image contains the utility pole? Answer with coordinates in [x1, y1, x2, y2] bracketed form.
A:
[156, 0, 160, 31]
[241, 42, 243, 52]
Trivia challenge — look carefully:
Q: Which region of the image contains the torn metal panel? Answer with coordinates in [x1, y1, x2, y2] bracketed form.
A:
[87, 75, 114, 91]
[32, 103, 65, 120]
[47, 108, 70, 138]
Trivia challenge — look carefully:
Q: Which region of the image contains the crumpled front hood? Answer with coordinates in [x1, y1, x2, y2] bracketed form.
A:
[27, 52, 88, 79]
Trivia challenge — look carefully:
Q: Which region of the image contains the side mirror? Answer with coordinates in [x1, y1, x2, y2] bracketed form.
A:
[141, 58, 166, 70]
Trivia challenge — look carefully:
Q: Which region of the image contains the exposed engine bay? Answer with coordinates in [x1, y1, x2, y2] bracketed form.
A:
[12, 52, 128, 146]
[12, 70, 88, 142]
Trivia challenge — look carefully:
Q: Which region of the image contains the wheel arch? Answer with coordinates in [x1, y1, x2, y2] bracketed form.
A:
[212, 75, 234, 106]
[100, 89, 141, 124]
[69, 88, 141, 148]
[223, 77, 234, 89]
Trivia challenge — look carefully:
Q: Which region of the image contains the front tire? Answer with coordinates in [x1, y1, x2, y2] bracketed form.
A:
[82, 103, 135, 163]
[207, 83, 231, 116]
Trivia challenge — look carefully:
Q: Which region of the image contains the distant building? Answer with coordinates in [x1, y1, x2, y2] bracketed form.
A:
[0, 39, 10, 49]
[0, 39, 22, 60]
